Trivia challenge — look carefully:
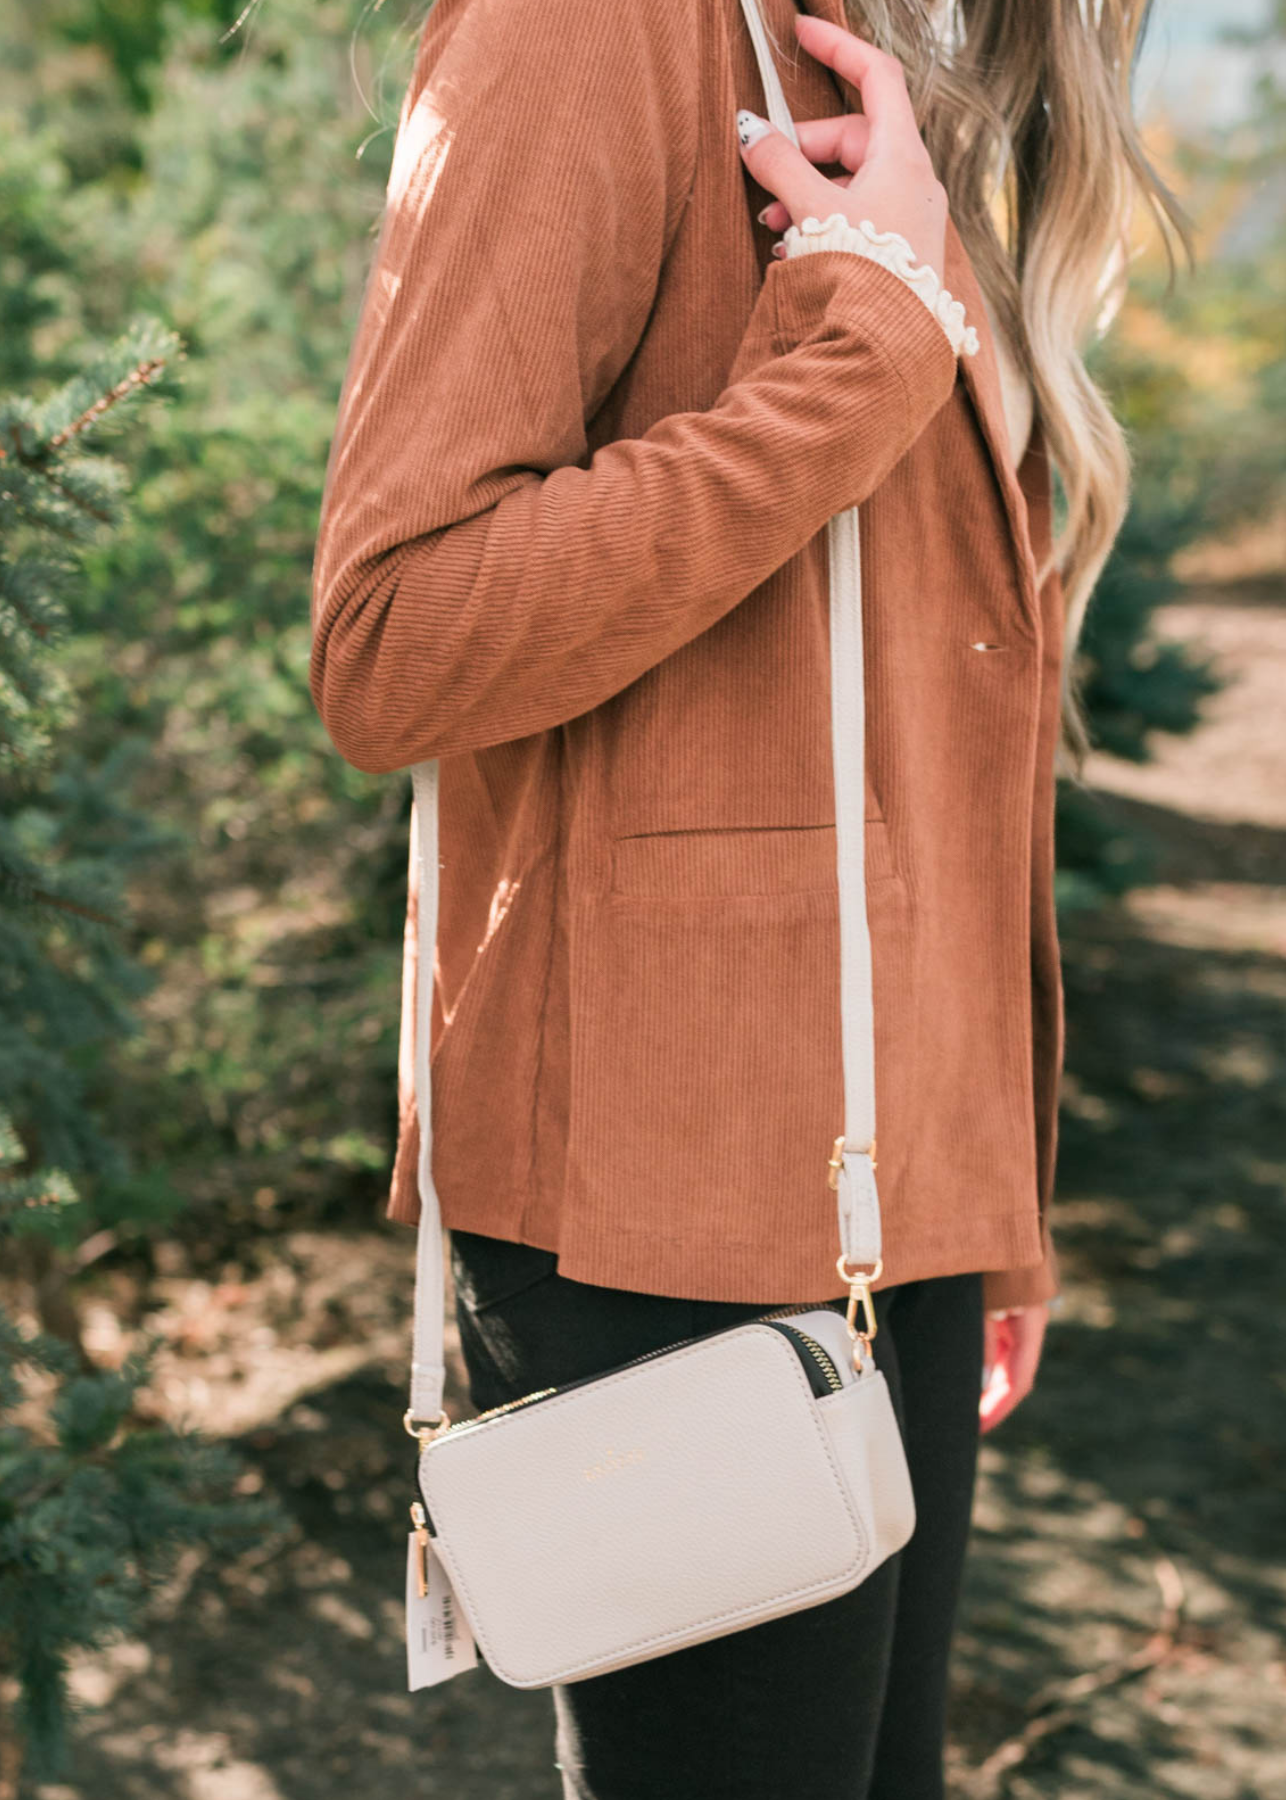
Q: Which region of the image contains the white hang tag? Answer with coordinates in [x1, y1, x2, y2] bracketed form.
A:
[406, 1526, 477, 1690]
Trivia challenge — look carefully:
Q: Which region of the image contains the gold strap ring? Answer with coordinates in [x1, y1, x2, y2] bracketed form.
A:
[835, 1253, 883, 1287]
[403, 1406, 451, 1447]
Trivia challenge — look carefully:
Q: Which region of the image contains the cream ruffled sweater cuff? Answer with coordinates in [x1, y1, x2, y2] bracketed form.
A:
[782, 212, 981, 359]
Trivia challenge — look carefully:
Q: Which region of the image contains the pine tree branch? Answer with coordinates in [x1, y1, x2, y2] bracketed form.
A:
[45, 357, 169, 452]
[16, 883, 121, 928]
[33, 466, 113, 527]
[2, 585, 52, 641]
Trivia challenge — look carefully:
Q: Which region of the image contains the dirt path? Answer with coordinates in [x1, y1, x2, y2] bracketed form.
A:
[28, 583, 1286, 1800]
[946, 578, 1286, 1799]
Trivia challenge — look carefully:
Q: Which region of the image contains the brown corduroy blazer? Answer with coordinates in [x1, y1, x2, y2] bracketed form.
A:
[309, 0, 1065, 1309]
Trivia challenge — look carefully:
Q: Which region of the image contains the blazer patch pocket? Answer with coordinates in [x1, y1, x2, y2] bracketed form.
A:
[569, 843, 914, 1247]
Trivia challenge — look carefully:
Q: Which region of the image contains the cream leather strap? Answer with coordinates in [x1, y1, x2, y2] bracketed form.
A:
[408, 759, 447, 1426]
[404, 0, 883, 1428]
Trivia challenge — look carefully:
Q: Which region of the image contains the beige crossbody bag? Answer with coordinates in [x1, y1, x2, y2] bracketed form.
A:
[398, 0, 916, 1692]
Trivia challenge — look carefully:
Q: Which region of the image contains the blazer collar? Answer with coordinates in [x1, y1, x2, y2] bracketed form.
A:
[779, 0, 1045, 616]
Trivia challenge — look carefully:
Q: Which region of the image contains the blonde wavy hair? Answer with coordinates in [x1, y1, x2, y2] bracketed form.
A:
[852, 0, 1195, 774]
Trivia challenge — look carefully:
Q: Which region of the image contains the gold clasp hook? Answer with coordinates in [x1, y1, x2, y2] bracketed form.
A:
[828, 1137, 881, 1368]
[835, 1252, 883, 1372]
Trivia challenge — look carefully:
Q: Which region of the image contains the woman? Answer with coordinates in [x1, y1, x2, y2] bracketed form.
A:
[309, 0, 1188, 1792]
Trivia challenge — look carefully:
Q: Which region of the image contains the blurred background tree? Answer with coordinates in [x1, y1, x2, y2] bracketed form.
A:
[0, 324, 285, 1789]
[0, 318, 179, 1332]
[0, 1309, 282, 1788]
[1057, 0, 1286, 901]
[1, 0, 416, 1277]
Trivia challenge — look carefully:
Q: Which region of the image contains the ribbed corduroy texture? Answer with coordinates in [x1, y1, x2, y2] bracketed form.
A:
[309, 0, 1065, 1310]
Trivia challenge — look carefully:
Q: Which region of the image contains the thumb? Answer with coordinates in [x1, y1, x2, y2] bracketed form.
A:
[736, 110, 832, 225]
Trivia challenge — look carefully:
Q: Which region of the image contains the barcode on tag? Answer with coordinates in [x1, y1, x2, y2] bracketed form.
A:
[406, 1529, 478, 1690]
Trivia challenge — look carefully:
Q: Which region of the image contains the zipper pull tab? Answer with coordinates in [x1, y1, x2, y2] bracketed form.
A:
[409, 1500, 430, 1599]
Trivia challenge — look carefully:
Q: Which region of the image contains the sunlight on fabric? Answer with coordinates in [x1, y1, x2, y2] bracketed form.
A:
[483, 876, 521, 951]
[387, 88, 455, 225]
[440, 875, 522, 1029]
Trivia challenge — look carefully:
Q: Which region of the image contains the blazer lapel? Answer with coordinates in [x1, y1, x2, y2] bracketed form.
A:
[941, 215, 1044, 617]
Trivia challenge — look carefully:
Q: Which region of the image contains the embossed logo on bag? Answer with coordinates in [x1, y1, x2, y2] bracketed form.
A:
[583, 1446, 647, 1482]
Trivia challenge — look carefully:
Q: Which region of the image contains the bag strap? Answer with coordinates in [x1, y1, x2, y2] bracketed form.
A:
[403, 0, 881, 1431]
[731, 0, 883, 1294]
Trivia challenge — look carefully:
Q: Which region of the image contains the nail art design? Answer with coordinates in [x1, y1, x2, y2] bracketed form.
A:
[736, 109, 771, 148]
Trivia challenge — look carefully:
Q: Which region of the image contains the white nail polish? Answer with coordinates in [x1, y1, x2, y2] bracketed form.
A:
[736, 109, 771, 148]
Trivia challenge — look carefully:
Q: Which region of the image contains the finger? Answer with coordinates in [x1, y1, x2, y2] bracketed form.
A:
[795, 114, 871, 173]
[1011, 1313, 1047, 1394]
[736, 110, 839, 221]
[793, 15, 918, 151]
[758, 158, 853, 231]
[978, 1358, 1014, 1432]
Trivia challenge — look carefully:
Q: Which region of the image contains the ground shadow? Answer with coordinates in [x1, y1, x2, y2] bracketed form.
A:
[950, 896, 1284, 1797]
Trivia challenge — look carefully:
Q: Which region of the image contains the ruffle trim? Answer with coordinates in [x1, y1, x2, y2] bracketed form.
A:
[781, 213, 981, 359]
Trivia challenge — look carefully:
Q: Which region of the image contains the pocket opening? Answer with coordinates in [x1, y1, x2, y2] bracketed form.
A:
[610, 821, 898, 899]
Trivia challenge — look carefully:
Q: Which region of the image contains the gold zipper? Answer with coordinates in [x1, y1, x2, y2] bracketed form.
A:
[434, 1303, 841, 1440]
[456, 1385, 559, 1429]
[776, 1326, 844, 1393]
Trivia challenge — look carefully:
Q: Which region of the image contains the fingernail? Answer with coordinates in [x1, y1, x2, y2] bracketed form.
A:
[771, 242, 786, 259]
[756, 205, 773, 225]
[736, 109, 771, 148]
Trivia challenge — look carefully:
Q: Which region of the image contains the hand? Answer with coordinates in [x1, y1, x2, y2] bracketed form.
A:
[979, 1302, 1048, 1433]
[736, 13, 948, 281]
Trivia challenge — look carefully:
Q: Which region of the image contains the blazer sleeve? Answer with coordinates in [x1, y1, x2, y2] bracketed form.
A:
[982, 1218, 1060, 1311]
[309, 0, 960, 774]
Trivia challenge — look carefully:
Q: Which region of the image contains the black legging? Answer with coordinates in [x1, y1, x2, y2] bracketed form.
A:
[449, 1228, 985, 1800]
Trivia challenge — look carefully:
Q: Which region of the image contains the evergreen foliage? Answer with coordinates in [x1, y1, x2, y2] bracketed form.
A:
[0, 3, 414, 1245]
[0, 326, 288, 1784]
[0, 320, 180, 1248]
[0, 1307, 283, 1781]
